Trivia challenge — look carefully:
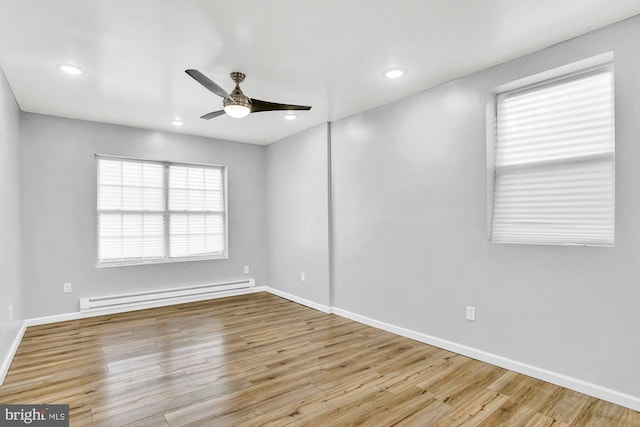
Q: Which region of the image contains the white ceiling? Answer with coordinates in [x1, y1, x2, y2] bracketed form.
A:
[1, 1, 639, 145]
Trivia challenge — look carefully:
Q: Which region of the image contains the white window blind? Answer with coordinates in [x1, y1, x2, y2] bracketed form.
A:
[97, 157, 227, 266]
[491, 66, 614, 246]
[169, 165, 226, 258]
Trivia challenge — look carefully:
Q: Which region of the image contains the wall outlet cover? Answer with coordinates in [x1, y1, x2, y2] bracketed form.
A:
[466, 306, 476, 321]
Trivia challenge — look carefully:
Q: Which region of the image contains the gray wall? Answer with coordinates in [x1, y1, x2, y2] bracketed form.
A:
[0, 67, 23, 372]
[331, 15, 640, 397]
[266, 123, 331, 306]
[19, 113, 268, 318]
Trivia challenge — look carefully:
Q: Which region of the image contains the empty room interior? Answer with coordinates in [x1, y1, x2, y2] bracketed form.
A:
[2, 1, 640, 425]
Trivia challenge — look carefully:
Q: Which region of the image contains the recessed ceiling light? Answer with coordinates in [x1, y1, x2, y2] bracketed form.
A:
[284, 113, 297, 121]
[58, 64, 84, 76]
[171, 120, 184, 127]
[384, 69, 404, 79]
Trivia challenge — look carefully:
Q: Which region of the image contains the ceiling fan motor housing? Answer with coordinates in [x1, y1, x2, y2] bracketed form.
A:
[230, 71, 246, 84]
[224, 72, 252, 109]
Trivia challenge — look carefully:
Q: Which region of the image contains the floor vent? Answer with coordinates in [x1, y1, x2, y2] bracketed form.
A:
[79, 279, 255, 312]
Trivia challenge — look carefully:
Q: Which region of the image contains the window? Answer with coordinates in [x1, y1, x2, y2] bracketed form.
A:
[490, 64, 614, 246]
[97, 156, 227, 266]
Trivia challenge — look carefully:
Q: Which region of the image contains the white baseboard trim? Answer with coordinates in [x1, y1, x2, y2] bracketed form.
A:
[331, 306, 640, 412]
[264, 287, 332, 314]
[7, 287, 640, 411]
[0, 321, 27, 385]
[251, 288, 640, 411]
[25, 286, 266, 327]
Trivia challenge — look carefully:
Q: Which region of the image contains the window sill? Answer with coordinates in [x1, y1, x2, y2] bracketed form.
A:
[487, 240, 613, 248]
[95, 254, 228, 268]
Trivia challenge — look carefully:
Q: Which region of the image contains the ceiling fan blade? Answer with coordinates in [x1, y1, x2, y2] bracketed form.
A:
[185, 69, 230, 99]
[249, 98, 312, 113]
[200, 110, 225, 120]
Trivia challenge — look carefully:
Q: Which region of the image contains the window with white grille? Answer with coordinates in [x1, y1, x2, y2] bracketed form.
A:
[97, 156, 227, 266]
[490, 64, 614, 246]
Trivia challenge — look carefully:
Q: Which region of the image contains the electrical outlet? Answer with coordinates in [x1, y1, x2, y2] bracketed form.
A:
[63, 282, 73, 293]
[466, 306, 476, 321]
[8, 304, 13, 321]
[244, 266, 250, 274]
[300, 272, 306, 282]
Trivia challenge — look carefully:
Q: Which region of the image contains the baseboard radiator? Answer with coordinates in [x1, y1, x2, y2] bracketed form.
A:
[79, 279, 256, 312]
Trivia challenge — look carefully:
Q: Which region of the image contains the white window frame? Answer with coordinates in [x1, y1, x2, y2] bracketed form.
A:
[96, 155, 228, 267]
[487, 53, 615, 246]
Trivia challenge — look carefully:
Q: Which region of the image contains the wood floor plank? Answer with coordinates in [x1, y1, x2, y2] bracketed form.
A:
[340, 386, 439, 426]
[539, 388, 596, 424]
[391, 397, 455, 427]
[490, 370, 562, 413]
[523, 413, 571, 427]
[431, 388, 511, 427]
[0, 292, 638, 426]
[475, 397, 540, 427]
[232, 370, 389, 427]
[571, 398, 626, 426]
[618, 408, 640, 426]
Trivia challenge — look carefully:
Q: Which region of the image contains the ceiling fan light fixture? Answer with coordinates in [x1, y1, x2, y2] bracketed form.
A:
[224, 104, 251, 118]
[284, 113, 297, 120]
[171, 120, 184, 127]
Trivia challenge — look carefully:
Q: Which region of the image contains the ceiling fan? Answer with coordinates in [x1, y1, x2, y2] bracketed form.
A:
[185, 69, 312, 119]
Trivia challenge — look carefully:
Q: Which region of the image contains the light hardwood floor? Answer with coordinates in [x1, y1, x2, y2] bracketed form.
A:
[0, 292, 638, 426]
